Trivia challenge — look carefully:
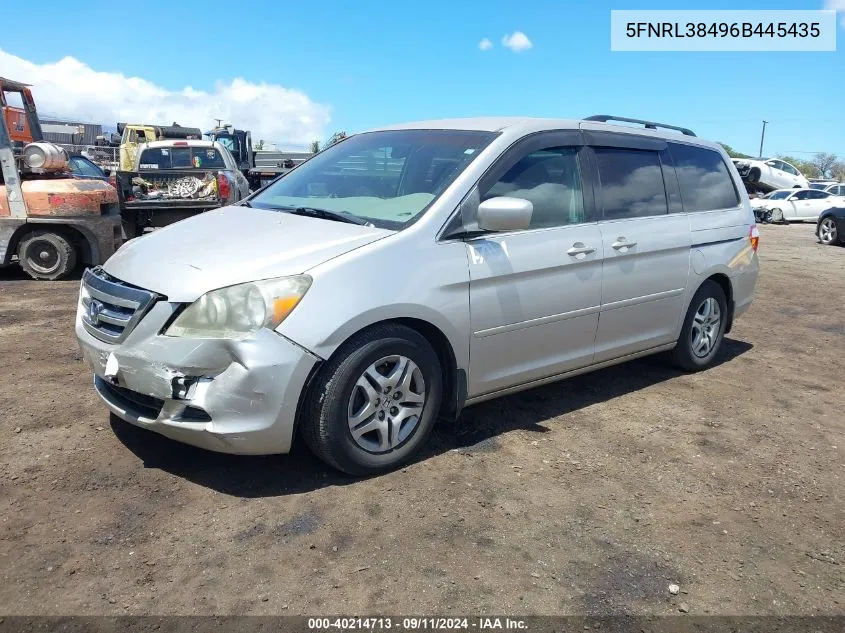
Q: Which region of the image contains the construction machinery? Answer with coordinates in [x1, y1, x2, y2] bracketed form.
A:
[0, 77, 122, 280]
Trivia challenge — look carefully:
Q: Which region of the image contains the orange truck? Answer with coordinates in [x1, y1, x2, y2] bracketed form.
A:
[0, 78, 122, 280]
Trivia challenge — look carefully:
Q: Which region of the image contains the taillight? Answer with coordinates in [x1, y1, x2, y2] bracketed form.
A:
[749, 224, 759, 252]
[217, 173, 232, 201]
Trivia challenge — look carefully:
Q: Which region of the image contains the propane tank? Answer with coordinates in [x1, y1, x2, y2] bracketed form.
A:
[22, 142, 69, 171]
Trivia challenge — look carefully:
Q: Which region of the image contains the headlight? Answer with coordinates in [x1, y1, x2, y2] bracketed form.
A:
[165, 275, 311, 339]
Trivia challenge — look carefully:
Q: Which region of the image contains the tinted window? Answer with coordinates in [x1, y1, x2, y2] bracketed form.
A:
[781, 162, 799, 176]
[595, 148, 667, 220]
[70, 156, 104, 178]
[809, 183, 826, 190]
[484, 147, 585, 228]
[138, 146, 226, 170]
[670, 143, 740, 212]
[806, 190, 830, 199]
[791, 190, 811, 200]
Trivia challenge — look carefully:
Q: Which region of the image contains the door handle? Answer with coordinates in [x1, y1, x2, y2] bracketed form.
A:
[567, 243, 596, 257]
[611, 237, 637, 251]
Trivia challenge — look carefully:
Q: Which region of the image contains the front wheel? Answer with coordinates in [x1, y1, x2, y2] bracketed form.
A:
[818, 217, 839, 245]
[301, 324, 443, 475]
[17, 230, 78, 280]
[672, 281, 728, 372]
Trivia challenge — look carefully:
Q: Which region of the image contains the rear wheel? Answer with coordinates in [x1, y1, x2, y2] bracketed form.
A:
[818, 217, 839, 245]
[301, 324, 442, 476]
[672, 281, 728, 372]
[747, 167, 761, 183]
[17, 230, 77, 280]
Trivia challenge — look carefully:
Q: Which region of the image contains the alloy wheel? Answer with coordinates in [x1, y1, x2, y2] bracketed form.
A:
[347, 355, 426, 453]
[690, 297, 722, 358]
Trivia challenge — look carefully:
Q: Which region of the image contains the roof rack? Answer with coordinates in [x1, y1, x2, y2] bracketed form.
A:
[584, 115, 696, 137]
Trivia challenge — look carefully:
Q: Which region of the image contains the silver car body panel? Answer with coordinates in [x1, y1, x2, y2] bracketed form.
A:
[78, 117, 760, 454]
[102, 206, 393, 302]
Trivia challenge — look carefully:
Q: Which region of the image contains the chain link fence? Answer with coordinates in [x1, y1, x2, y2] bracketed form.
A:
[53, 143, 119, 172]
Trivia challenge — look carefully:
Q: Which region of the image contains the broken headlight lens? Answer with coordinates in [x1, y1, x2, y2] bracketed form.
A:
[165, 275, 311, 339]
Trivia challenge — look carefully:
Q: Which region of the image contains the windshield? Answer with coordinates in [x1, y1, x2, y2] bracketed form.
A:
[248, 129, 496, 229]
[139, 146, 226, 170]
[215, 135, 238, 153]
[808, 183, 827, 190]
[764, 190, 792, 200]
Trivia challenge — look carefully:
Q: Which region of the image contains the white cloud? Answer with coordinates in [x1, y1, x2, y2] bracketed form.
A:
[478, 38, 494, 51]
[501, 31, 533, 53]
[823, 0, 845, 26]
[0, 49, 331, 146]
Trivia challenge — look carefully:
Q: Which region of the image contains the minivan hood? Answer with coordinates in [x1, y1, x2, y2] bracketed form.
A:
[103, 206, 393, 301]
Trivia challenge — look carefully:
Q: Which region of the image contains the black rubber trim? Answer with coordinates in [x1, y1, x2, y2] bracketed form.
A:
[691, 237, 744, 248]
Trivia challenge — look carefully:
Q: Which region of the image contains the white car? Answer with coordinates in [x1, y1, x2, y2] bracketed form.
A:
[821, 183, 845, 196]
[750, 188, 845, 223]
[732, 158, 809, 192]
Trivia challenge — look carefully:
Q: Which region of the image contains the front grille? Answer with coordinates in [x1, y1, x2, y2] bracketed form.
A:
[96, 377, 164, 419]
[81, 267, 158, 343]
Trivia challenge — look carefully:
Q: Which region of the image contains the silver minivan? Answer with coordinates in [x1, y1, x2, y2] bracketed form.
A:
[75, 115, 760, 474]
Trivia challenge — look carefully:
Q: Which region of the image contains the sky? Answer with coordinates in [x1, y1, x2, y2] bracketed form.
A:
[0, 0, 843, 156]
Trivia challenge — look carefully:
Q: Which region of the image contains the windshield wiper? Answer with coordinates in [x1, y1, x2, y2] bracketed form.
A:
[286, 206, 371, 226]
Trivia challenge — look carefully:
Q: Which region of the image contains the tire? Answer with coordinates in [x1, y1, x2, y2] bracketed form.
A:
[672, 280, 728, 372]
[770, 207, 786, 224]
[301, 323, 443, 476]
[747, 167, 760, 184]
[121, 212, 139, 240]
[17, 230, 78, 281]
[818, 216, 839, 245]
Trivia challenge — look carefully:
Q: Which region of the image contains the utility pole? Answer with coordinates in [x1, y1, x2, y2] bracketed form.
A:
[759, 120, 768, 158]
[214, 118, 223, 128]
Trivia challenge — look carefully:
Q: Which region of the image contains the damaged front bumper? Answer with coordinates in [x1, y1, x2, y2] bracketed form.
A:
[75, 296, 321, 455]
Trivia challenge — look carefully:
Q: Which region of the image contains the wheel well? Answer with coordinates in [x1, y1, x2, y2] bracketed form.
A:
[705, 273, 734, 333]
[307, 317, 463, 423]
[393, 317, 461, 420]
[7, 224, 93, 266]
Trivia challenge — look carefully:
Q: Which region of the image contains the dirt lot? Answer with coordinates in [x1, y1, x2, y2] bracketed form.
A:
[0, 223, 842, 617]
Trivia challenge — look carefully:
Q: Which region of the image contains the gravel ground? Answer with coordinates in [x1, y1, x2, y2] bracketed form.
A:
[0, 222, 842, 616]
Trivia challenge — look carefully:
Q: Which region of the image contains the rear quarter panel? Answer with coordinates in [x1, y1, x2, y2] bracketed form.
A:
[684, 152, 760, 329]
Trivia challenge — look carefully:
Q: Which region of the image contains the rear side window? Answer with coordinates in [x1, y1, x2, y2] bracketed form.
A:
[594, 148, 667, 220]
[670, 143, 740, 212]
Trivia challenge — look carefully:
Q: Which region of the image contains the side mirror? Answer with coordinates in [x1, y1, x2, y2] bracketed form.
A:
[477, 197, 533, 232]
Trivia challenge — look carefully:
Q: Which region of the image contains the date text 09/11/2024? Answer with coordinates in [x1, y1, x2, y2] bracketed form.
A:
[306, 618, 528, 630]
[625, 22, 821, 38]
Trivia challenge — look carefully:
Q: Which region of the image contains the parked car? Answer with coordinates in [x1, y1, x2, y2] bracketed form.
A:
[808, 178, 839, 191]
[750, 188, 845, 223]
[821, 183, 845, 196]
[115, 140, 250, 237]
[732, 157, 809, 192]
[816, 206, 845, 246]
[75, 115, 760, 475]
[68, 154, 108, 181]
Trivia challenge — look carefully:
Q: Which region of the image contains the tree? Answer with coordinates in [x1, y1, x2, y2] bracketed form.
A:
[811, 153, 839, 179]
[831, 161, 845, 182]
[255, 139, 265, 150]
[309, 140, 321, 153]
[718, 142, 751, 159]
